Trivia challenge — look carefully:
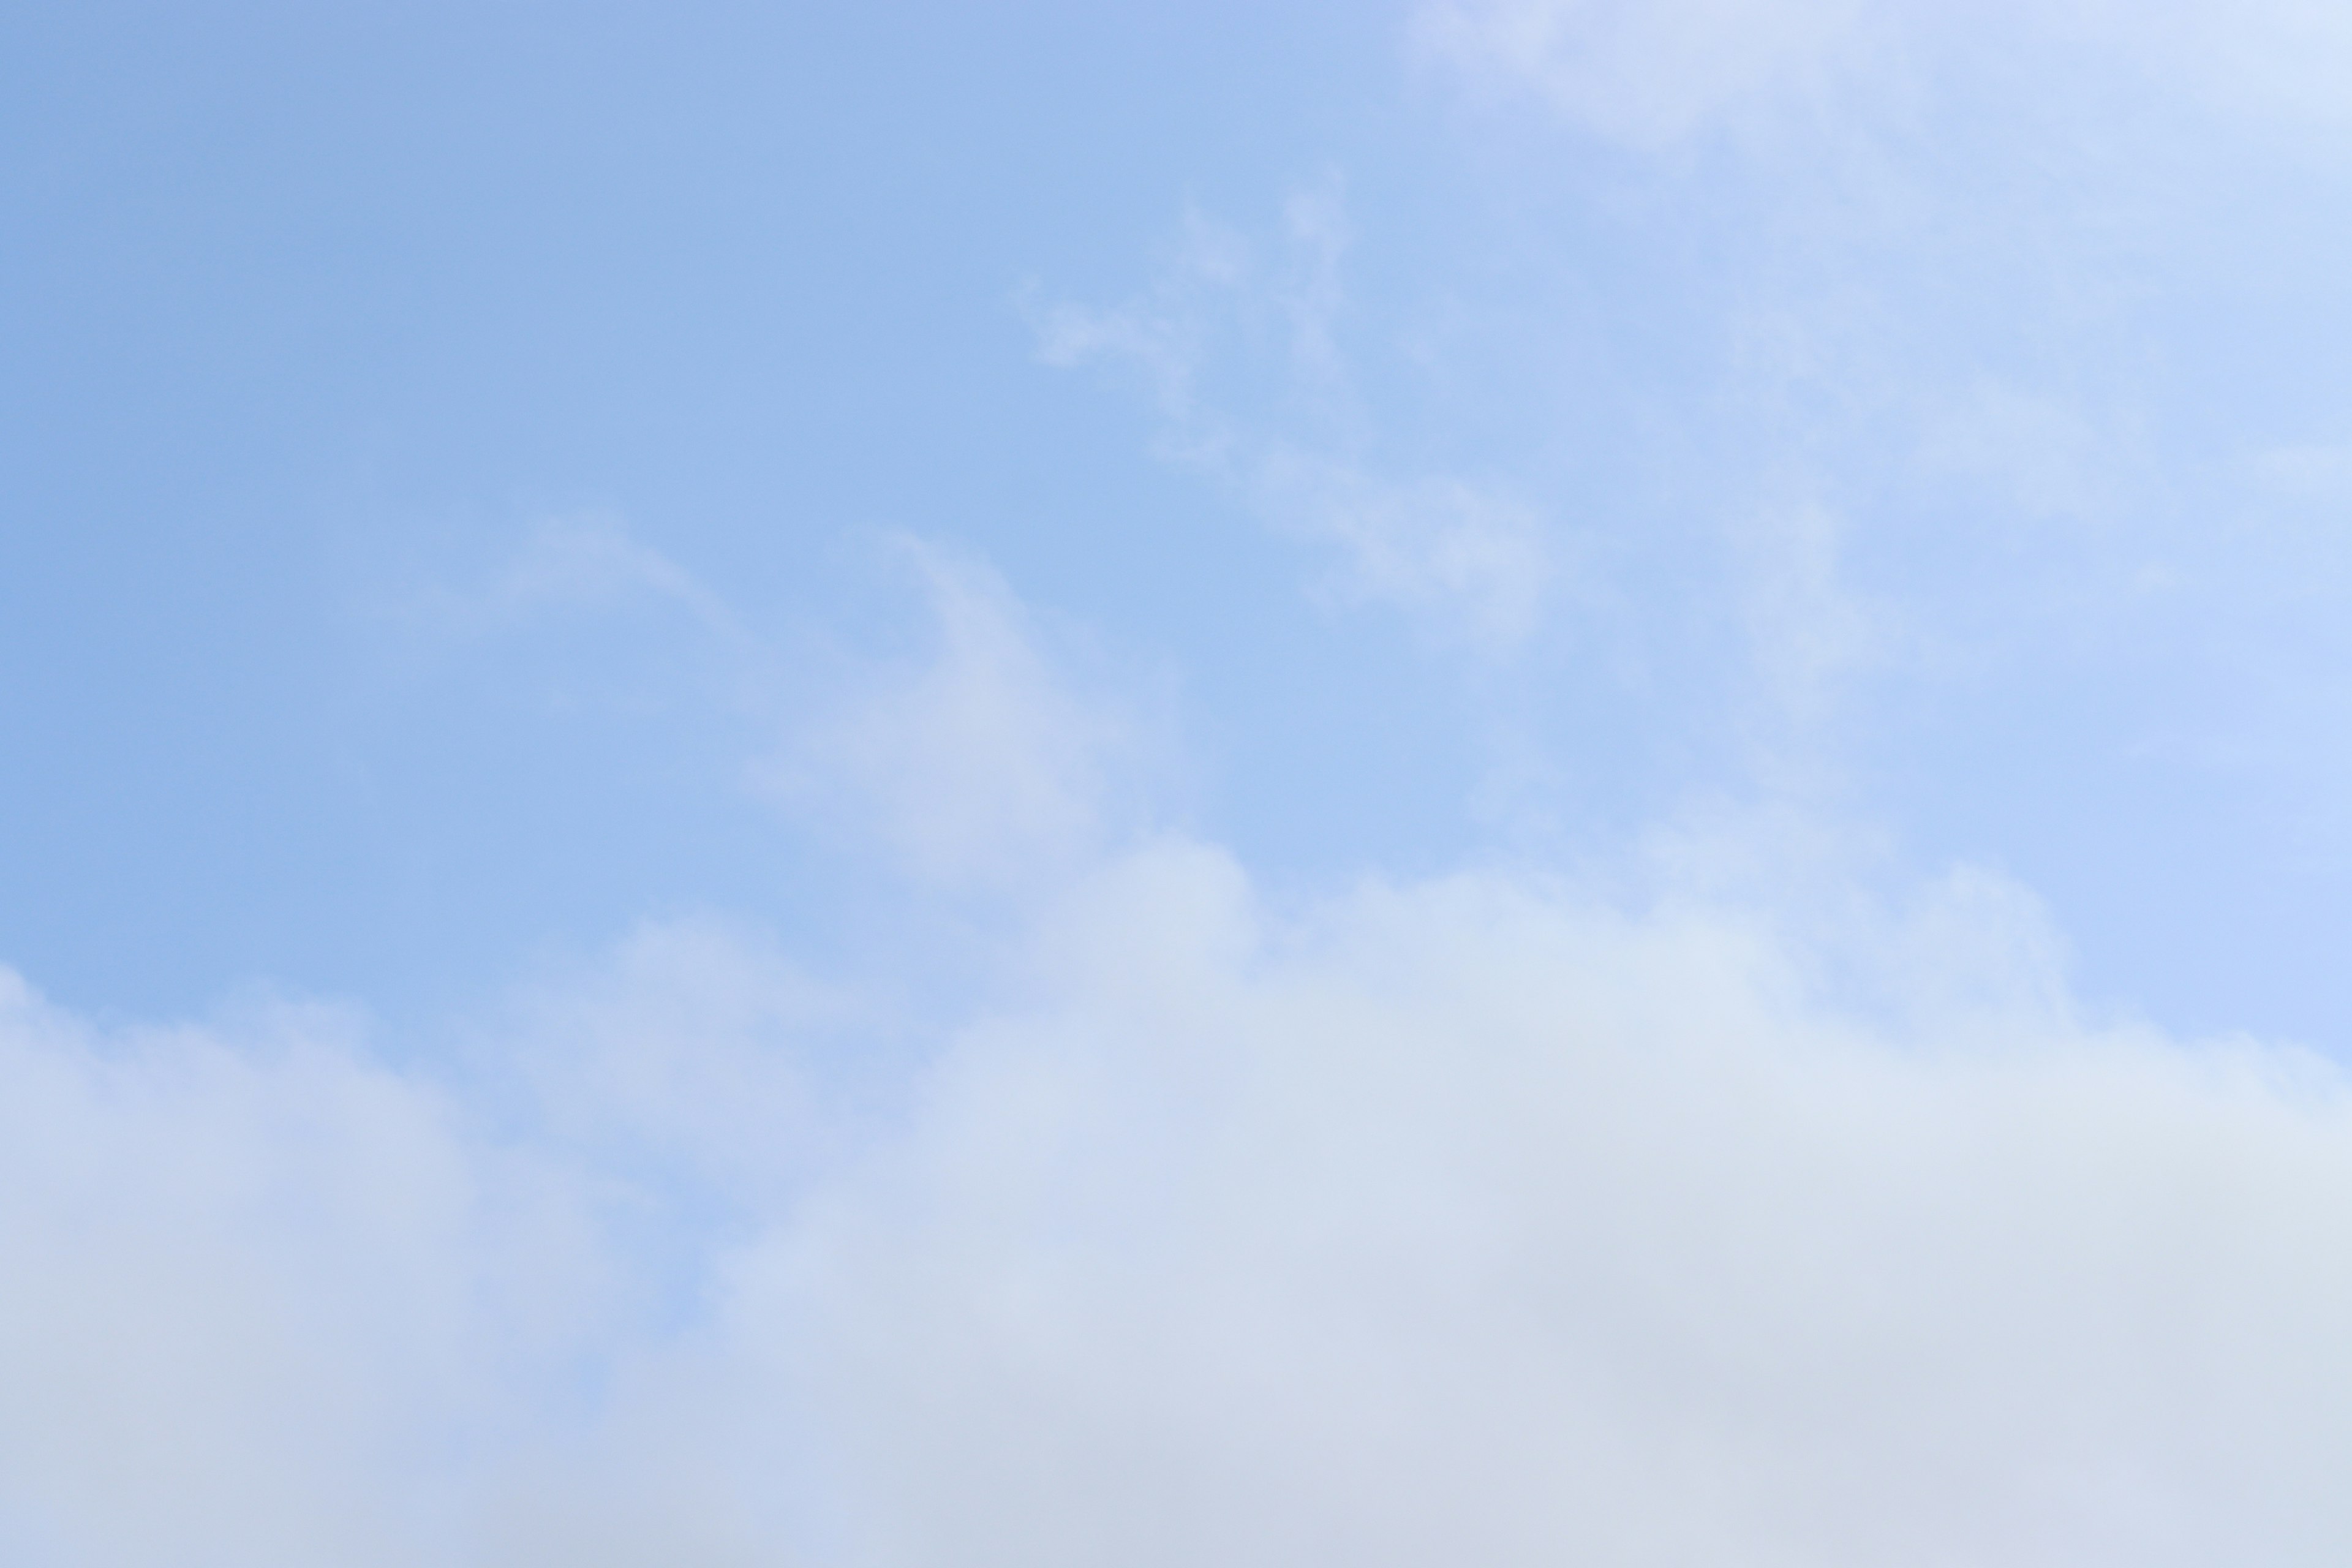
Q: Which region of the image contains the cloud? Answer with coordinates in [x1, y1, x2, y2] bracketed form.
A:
[758, 538, 1153, 892]
[1413, 0, 1877, 151]
[494, 915, 844, 1207]
[9, 528, 2352, 1561]
[738, 840, 2352, 1568]
[1415, 0, 2352, 152]
[394, 514, 745, 646]
[1251, 450, 1551, 652]
[1033, 191, 1555, 654]
[23, 1, 2352, 1557]
[0, 972, 604, 1567]
[12, 816, 2352, 1562]
[2063, 2, 2352, 135]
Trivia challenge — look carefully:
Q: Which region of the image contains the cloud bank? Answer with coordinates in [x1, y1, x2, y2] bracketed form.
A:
[10, 559, 2352, 1566]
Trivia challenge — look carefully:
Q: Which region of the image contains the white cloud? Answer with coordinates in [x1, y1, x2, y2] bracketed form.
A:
[1034, 192, 1556, 654]
[26, 2, 2352, 1558]
[1414, 0, 1877, 151]
[759, 538, 1150, 892]
[1415, 0, 2352, 151]
[496, 516, 731, 625]
[396, 513, 745, 646]
[2060, 2, 2352, 135]
[0, 972, 603, 1567]
[12, 794, 2352, 1561]
[703, 842, 2352, 1566]
[496, 915, 843, 1205]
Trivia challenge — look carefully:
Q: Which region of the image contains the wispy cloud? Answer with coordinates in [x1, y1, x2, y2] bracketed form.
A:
[1033, 189, 1555, 655]
[394, 513, 747, 647]
[1415, 0, 2352, 153]
[756, 538, 1163, 894]
[1413, 0, 1879, 152]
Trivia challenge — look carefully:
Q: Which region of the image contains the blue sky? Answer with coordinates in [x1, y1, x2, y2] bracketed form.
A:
[17, 1, 2352, 1046]
[6, 0, 1458, 1023]
[15, 2, 2352, 1561]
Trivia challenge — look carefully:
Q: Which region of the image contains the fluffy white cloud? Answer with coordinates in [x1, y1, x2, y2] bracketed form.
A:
[726, 842, 2352, 1566]
[12, 657, 2352, 1562]
[0, 973, 604, 1567]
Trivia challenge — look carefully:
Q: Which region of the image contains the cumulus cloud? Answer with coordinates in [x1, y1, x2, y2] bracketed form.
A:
[10, 840, 2352, 1562]
[12, 564, 2352, 1562]
[0, 973, 603, 1567]
[494, 915, 843, 1205]
[748, 844, 2352, 1567]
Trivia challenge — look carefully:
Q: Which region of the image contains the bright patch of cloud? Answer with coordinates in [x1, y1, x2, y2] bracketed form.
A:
[753, 845, 2352, 1567]
[0, 974, 601, 1567]
[10, 825, 2352, 1561]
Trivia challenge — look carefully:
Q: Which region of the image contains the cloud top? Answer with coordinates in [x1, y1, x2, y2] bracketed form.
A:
[10, 800, 2352, 1563]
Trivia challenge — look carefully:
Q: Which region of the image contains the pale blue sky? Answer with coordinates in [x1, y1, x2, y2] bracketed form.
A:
[9, 0, 1472, 1022]
[15, 4, 2352, 1561]
[15, 2, 2352, 1049]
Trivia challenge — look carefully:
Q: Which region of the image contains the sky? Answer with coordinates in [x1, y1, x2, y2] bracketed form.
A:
[12, 1, 2352, 1562]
